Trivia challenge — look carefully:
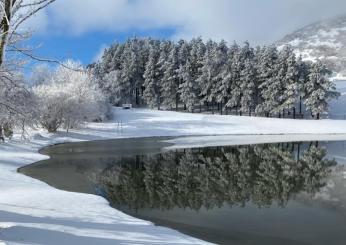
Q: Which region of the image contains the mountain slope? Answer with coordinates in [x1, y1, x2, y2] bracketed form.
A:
[277, 15, 346, 78]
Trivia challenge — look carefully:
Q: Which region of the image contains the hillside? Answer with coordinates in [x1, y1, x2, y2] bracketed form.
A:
[277, 15, 346, 79]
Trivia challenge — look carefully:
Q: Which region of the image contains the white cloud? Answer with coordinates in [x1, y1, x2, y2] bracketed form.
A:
[28, 0, 346, 44]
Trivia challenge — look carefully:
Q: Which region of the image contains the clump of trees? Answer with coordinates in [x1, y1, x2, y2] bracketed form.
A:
[92, 38, 339, 119]
[32, 60, 110, 133]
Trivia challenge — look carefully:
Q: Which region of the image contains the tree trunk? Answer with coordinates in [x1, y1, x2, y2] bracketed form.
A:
[0, 125, 4, 142]
[293, 107, 296, 119]
[299, 96, 302, 114]
[0, 0, 13, 68]
[135, 88, 139, 106]
[316, 113, 320, 120]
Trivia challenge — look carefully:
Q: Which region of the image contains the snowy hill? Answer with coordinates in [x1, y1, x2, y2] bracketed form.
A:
[277, 15, 346, 79]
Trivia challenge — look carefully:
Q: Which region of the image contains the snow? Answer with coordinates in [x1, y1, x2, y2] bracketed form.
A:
[1, 107, 346, 245]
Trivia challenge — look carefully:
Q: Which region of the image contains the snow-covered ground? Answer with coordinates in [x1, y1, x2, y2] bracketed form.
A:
[2, 107, 346, 245]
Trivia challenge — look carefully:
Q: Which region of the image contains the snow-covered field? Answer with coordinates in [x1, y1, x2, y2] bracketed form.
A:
[1, 107, 346, 245]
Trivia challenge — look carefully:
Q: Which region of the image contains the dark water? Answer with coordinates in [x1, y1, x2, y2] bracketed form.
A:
[19, 138, 346, 245]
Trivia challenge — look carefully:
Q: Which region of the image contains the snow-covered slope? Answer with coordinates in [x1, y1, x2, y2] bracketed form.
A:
[1, 108, 346, 245]
[277, 15, 346, 78]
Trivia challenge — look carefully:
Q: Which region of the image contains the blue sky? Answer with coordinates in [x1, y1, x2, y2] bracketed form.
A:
[27, 28, 176, 66]
[23, 0, 346, 70]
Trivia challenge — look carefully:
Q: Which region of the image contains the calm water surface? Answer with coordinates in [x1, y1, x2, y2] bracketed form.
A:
[19, 137, 346, 245]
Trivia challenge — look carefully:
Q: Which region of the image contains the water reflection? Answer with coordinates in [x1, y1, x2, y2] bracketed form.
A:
[98, 143, 337, 211]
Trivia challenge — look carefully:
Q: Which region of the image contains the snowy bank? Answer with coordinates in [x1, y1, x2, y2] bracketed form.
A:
[1, 107, 346, 245]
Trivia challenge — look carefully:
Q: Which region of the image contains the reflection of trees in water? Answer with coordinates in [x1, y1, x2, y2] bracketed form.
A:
[98, 144, 336, 211]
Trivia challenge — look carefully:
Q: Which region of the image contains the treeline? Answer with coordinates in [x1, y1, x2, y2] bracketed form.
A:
[92, 37, 339, 119]
[99, 144, 335, 211]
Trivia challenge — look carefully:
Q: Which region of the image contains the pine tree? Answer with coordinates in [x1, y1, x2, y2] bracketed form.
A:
[199, 40, 217, 105]
[219, 42, 239, 114]
[304, 60, 339, 119]
[280, 46, 299, 118]
[212, 40, 228, 112]
[296, 56, 311, 116]
[189, 37, 206, 105]
[225, 43, 242, 114]
[240, 59, 257, 115]
[179, 60, 198, 112]
[255, 45, 279, 117]
[118, 40, 136, 104]
[238, 42, 256, 115]
[161, 44, 180, 109]
[143, 41, 161, 109]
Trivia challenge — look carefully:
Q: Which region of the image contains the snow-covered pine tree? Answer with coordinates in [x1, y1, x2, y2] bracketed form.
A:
[296, 55, 311, 115]
[161, 44, 180, 109]
[129, 38, 146, 106]
[239, 59, 257, 115]
[177, 39, 190, 67]
[304, 60, 339, 119]
[238, 42, 256, 115]
[189, 37, 206, 109]
[118, 40, 135, 104]
[219, 42, 239, 114]
[155, 40, 173, 109]
[198, 40, 217, 107]
[143, 40, 161, 109]
[211, 40, 228, 114]
[280, 46, 300, 118]
[177, 40, 191, 110]
[255, 45, 279, 117]
[225, 42, 243, 114]
[179, 59, 198, 112]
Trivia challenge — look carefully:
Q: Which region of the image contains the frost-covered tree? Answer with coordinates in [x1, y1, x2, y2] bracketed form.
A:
[0, 0, 56, 139]
[179, 60, 197, 112]
[237, 42, 256, 115]
[199, 40, 217, 105]
[256, 46, 279, 116]
[296, 55, 311, 115]
[143, 41, 161, 109]
[225, 43, 242, 113]
[304, 60, 339, 119]
[219, 42, 239, 113]
[30, 64, 52, 86]
[212, 40, 228, 109]
[240, 59, 257, 115]
[102, 70, 121, 105]
[279, 46, 299, 117]
[33, 60, 109, 132]
[161, 45, 180, 109]
[189, 37, 205, 105]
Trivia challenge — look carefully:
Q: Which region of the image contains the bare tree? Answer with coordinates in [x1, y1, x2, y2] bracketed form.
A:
[0, 0, 56, 66]
[0, 0, 56, 140]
